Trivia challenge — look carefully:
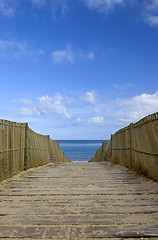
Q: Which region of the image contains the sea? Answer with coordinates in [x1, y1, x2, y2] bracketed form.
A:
[58, 140, 105, 162]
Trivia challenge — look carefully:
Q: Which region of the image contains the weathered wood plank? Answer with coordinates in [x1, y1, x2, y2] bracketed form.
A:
[0, 162, 158, 239]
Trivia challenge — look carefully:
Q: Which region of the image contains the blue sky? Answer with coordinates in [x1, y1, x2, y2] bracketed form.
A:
[0, 0, 158, 140]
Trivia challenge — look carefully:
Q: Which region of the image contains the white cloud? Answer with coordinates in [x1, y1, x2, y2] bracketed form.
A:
[89, 116, 105, 125]
[51, 0, 70, 17]
[87, 51, 95, 60]
[15, 93, 71, 119]
[112, 83, 135, 90]
[38, 93, 71, 118]
[104, 92, 158, 124]
[79, 51, 95, 61]
[12, 91, 158, 130]
[76, 117, 85, 125]
[0, 0, 126, 18]
[51, 44, 95, 64]
[83, 0, 124, 13]
[77, 117, 83, 122]
[19, 107, 33, 116]
[0, 0, 16, 17]
[0, 38, 45, 60]
[19, 107, 41, 117]
[115, 92, 158, 110]
[12, 99, 33, 105]
[82, 91, 96, 104]
[143, 0, 158, 26]
[51, 44, 75, 64]
[145, 14, 158, 26]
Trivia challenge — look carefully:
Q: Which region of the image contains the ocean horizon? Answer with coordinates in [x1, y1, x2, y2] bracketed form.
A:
[58, 140, 107, 162]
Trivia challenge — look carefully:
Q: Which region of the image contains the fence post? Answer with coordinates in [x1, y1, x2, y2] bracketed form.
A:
[130, 123, 134, 166]
[102, 142, 103, 161]
[24, 123, 28, 170]
[0, 120, 3, 181]
[111, 134, 113, 159]
[47, 135, 51, 162]
[9, 121, 14, 177]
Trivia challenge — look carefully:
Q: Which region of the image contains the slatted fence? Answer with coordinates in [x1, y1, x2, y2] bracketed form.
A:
[91, 113, 158, 181]
[0, 120, 70, 181]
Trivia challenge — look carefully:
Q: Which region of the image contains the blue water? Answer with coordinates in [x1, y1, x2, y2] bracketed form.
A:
[58, 140, 105, 162]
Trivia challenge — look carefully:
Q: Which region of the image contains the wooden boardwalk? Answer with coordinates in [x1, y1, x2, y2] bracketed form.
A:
[0, 162, 158, 239]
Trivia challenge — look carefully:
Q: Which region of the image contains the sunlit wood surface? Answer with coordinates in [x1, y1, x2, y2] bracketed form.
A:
[0, 162, 158, 239]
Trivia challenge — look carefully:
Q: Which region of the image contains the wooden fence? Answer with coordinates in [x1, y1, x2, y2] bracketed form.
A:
[90, 141, 109, 162]
[90, 113, 158, 181]
[0, 120, 70, 181]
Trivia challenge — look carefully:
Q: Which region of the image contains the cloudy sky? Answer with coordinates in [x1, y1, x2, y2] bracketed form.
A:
[0, 0, 158, 139]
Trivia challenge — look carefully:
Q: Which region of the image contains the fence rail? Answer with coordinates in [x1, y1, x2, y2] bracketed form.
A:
[0, 119, 70, 181]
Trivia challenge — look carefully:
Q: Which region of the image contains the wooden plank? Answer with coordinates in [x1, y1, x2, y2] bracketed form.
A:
[0, 162, 158, 238]
[0, 224, 158, 238]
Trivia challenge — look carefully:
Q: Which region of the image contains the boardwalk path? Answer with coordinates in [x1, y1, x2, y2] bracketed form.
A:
[0, 162, 158, 239]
